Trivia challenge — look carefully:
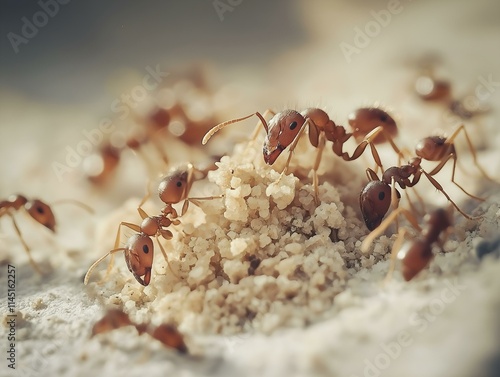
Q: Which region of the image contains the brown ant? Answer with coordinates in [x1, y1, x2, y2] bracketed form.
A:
[91, 308, 187, 353]
[359, 153, 482, 232]
[0, 195, 92, 273]
[84, 107, 172, 184]
[361, 207, 453, 281]
[360, 121, 496, 230]
[414, 64, 489, 119]
[203, 107, 402, 202]
[85, 69, 222, 185]
[84, 163, 222, 286]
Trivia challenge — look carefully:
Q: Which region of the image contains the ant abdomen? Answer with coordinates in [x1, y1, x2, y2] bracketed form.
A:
[415, 136, 450, 161]
[348, 107, 397, 144]
[401, 239, 433, 281]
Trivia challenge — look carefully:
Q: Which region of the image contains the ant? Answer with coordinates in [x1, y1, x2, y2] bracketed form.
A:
[84, 69, 222, 185]
[360, 121, 496, 230]
[84, 163, 222, 286]
[359, 154, 481, 232]
[203, 107, 403, 203]
[84, 107, 171, 184]
[414, 63, 489, 119]
[91, 308, 187, 353]
[0, 195, 92, 273]
[361, 207, 453, 281]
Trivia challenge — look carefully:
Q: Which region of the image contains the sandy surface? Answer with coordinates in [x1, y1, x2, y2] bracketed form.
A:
[1, 1, 500, 376]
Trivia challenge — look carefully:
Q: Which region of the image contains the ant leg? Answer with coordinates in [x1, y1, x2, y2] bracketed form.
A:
[280, 119, 310, 177]
[182, 195, 224, 215]
[155, 235, 180, 279]
[242, 110, 276, 156]
[346, 126, 384, 171]
[312, 133, 326, 204]
[361, 207, 421, 253]
[389, 178, 401, 231]
[7, 212, 43, 274]
[404, 189, 425, 217]
[51, 199, 94, 214]
[409, 186, 426, 215]
[383, 227, 407, 285]
[138, 180, 153, 212]
[150, 137, 169, 167]
[446, 124, 499, 183]
[105, 221, 141, 281]
[427, 152, 484, 201]
[421, 169, 481, 220]
[366, 168, 380, 181]
[84, 247, 126, 285]
[202, 111, 270, 145]
[249, 109, 276, 143]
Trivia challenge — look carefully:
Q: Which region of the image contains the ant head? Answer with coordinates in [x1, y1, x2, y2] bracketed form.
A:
[400, 239, 433, 281]
[158, 168, 189, 204]
[25, 199, 56, 232]
[348, 108, 397, 144]
[124, 233, 154, 286]
[263, 110, 305, 164]
[359, 181, 394, 230]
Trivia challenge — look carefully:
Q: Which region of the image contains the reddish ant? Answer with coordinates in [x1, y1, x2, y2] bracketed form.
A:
[360, 122, 496, 230]
[84, 70, 222, 185]
[203, 107, 402, 202]
[361, 207, 453, 281]
[84, 163, 222, 286]
[414, 63, 489, 119]
[359, 154, 482, 231]
[84, 107, 172, 184]
[0, 195, 92, 273]
[91, 308, 187, 353]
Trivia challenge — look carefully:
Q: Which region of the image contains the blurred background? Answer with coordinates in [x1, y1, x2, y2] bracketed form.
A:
[1, 0, 499, 200]
[1, 1, 500, 376]
[1, 0, 499, 223]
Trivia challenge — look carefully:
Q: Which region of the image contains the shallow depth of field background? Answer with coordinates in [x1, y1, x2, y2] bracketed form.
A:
[1, 1, 500, 377]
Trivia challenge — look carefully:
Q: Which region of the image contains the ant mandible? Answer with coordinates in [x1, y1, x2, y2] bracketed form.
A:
[84, 163, 222, 286]
[361, 207, 453, 281]
[203, 107, 402, 203]
[0, 195, 92, 273]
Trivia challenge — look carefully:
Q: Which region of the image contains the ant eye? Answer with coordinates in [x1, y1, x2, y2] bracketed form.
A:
[176, 181, 182, 187]
[37, 206, 44, 214]
[378, 192, 385, 200]
[289, 121, 298, 130]
[142, 244, 149, 254]
[380, 114, 387, 122]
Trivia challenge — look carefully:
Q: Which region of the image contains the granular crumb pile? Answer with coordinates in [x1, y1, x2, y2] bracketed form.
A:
[90, 136, 396, 335]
